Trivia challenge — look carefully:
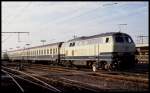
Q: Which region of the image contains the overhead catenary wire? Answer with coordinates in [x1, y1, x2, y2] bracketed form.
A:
[3, 2, 32, 25]
[2, 32, 30, 43]
[54, 2, 118, 24]
[2, 33, 12, 43]
[61, 3, 145, 32]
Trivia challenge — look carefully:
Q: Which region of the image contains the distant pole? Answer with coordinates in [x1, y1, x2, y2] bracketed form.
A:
[137, 35, 148, 44]
[118, 24, 127, 32]
[41, 40, 46, 45]
[2, 32, 30, 42]
[26, 44, 30, 65]
[73, 35, 76, 39]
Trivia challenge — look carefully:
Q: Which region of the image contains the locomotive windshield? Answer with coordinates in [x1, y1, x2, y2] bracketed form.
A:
[125, 36, 133, 43]
[115, 36, 124, 43]
[114, 34, 133, 43]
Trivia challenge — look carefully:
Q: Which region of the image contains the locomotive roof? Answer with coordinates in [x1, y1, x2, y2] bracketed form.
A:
[68, 32, 128, 42]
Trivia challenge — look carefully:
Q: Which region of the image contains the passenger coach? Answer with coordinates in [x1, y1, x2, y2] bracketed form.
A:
[7, 42, 63, 64]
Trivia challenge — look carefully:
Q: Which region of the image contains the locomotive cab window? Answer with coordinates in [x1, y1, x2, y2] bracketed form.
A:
[72, 42, 75, 46]
[69, 42, 75, 47]
[105, 38, 109, 43]
[69, 43, 72, 47]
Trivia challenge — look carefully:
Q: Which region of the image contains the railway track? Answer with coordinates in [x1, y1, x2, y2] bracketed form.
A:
[26, 64, 148, 79]
[1, 66, 61, 93]
[5, 63, 148, 82]
[3, 63, 149, 92]
[20, 64, 149, 91]
[1, 66, 105, 92]
[1, 70, 25, 93]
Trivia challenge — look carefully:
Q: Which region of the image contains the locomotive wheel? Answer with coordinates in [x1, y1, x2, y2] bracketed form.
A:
[104, 63, 114, 71]
[101, 61, 106, 70]
[111, 63, 117, 71]
[92, 64, 97, 72]
[63, 61, 71, 67]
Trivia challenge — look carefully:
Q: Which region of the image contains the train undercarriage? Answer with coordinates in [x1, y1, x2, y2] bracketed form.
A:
[6, 53, 137, 71]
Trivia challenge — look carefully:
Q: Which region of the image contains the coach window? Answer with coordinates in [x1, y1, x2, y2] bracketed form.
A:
[28, 51, 29, 56]
[47, 49, 49, 54]
[39, 50, 40, 55]
[105, 38, 109, 43]
[55, 48, 57, 54]
[50, 49, 52, 54]
[53, 49, 55, 54]
[44, 49, 46, 55]
[37, 50, 38, 55]
[40, 50, 42, 55]
[41, 50, 42, 55]
[29, 51, 30, 56]
[34, 51, 36, 56]
[30, 51, 31, 56]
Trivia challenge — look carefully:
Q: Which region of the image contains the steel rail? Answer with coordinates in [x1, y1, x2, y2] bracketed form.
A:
[25, 64, 148, 83]
[1, 69, 24, 93]
[2, 69, 60, 92]
[2, 66, 61, 93]
[59, 77, 107, 92]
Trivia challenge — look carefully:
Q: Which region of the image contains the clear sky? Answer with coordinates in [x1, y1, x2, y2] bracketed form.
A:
[2, 1, 148, 51]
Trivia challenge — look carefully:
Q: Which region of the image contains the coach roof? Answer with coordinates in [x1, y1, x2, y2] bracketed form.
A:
[7, 42, 63, 52]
